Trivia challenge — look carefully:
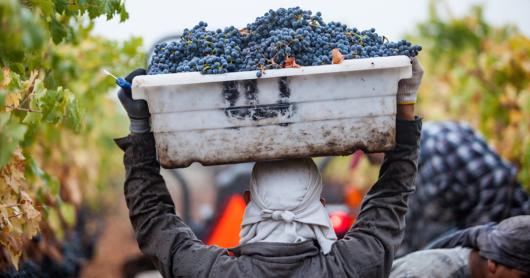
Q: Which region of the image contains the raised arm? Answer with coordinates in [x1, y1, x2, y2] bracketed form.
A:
[115, 69, 225, 278]
[332, 58, 423, 278]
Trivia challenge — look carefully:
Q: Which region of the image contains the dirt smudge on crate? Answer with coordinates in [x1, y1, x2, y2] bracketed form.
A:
[225, 103, 294, 121]
[222, 81, 239, 106]
[243, 80, 258, 105]
[222, 78, 296, 122]
[278, 77, 291, 102]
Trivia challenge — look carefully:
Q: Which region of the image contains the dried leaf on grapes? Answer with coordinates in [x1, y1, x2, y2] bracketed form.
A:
[283, 56, 300, 68]
[332, 48, 344, 64]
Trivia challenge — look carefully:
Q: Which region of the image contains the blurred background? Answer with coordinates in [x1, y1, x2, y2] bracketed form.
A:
[0, 0, 529, 277]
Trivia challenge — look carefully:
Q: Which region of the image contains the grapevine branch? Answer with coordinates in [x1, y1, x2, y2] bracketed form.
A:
[18, 70, 39, 108]
[0, 204, 46, 210]
[4, 106, 42, 113]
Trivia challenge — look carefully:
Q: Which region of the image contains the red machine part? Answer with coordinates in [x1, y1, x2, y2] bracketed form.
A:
[329, 210, 355, 236]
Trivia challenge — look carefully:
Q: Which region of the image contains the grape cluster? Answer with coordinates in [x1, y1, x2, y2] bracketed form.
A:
[148, 7, 422, 76]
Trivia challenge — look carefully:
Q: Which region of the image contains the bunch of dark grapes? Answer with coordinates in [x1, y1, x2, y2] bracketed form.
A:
[148, 7, 422, 76]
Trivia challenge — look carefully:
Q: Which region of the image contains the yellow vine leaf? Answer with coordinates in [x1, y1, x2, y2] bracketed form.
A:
[1, 149, 25, 191]
[0, 149, 41, 269]
[5, 92, 22, 111]
[1, 68, 12, 89]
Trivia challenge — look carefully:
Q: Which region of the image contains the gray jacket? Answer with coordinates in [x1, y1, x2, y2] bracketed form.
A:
[115, 118, 422, 278]
[390, 247, 471, 278]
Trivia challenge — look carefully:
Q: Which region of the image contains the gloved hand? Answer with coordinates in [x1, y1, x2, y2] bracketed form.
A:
[397, 57, 424, 105]
[117, 68, 151, 134]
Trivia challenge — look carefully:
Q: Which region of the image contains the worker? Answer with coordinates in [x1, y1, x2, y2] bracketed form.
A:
[114, 58, 423, 277]
[390, 215, 530, 278]
[397, 121, 530, 256]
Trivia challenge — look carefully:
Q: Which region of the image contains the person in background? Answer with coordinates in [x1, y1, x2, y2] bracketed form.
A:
[366, 121, 530, 256]
[390, 215, 530, 278]
[397, 121, 530, 256]
[114, 58, 423, 277]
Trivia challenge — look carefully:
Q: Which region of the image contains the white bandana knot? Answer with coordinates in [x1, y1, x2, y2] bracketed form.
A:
[261, 209, 296, 223]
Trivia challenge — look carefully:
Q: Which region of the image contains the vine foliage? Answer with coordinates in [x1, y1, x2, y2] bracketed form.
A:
[1, 0, 144, 268]
[413, 3, 530, 189]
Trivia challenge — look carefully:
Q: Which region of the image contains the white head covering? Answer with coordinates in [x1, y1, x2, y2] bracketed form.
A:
[239, 158, 337, 254]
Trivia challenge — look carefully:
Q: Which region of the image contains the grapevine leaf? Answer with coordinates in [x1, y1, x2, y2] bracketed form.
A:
[47, 208, 64, 240]
[103, 0, 117, 20]
[7, 248, 22, 270]
[65, 95, 82, 132]
[54, 0, 67, 14]
[9, 63, 25, 75]
[49, 17, 67, 44]
[86, 1, 102, 19]
[0, 148, 25, 191]
[5, 92, 22, 110]
[30, 0, 54, 16]
[119, 6, 129, 22]
[27, 159, 61, 196]
[59, 203, 76, 227]
[22, 110, 42, 124]
[0, 115, 27, 169]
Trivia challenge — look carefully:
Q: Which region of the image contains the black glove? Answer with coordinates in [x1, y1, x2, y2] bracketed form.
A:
[117, 68, 150, 134]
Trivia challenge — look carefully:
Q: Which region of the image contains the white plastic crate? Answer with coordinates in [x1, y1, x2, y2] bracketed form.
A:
[132, 56, 412, 168]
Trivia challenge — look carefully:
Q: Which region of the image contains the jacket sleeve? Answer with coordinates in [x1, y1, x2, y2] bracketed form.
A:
[426, 223, 495, 250]
[331, 118, 422, 278]
[115, 133, 226, 278]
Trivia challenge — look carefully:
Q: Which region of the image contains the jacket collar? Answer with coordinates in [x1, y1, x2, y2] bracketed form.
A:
[229, 240, 320, 264]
